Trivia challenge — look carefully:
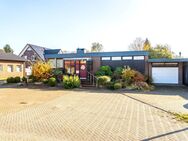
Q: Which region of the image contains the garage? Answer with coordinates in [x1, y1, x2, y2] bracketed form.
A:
[148, 58, 188, 85]
[152, 67, 178, 84]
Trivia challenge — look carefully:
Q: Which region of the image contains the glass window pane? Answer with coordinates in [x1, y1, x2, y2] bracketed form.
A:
[57, 59, 63, 68]
[112, 57, 121, 60]
[48, 59, 56, 68]
[102, 57, 111, 60]
[122, 56, 132, 60]
[7, 65, 13, 72]
[133, 56, 145, 60]
[0, 65, 3, 72]
[16, 65, 22, 72]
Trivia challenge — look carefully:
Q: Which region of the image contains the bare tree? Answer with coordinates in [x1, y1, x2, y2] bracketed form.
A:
[129, 38, 144, 51]
[91, 42, 103, 52]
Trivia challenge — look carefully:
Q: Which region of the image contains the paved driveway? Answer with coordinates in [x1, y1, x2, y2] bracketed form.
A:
[0, 89, 188, 141]
[125, 86, 188, 114]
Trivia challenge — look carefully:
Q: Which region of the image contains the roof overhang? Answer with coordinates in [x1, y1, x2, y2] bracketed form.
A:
[148, 58, 188, 63]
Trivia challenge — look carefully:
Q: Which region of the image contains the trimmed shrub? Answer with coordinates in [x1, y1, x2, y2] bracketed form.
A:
[7, 77, 15, 83]
[133, 71, 145, 82]
[106, 81, 115, 90]
[52, 69, 63, 82]
[122, 68, 136, 85]
[48, 77, 56, 87]
[95, 66, 112, 76]
[131, 81, 150, 90]
[112, 67, 124, 80]
[22, 77, 27, 82]
[114, 82, 122, 90]
[28, 75, 37, 82]
[121, 82, 128, 88]
[98, 75, 111, 86]
[14, 76, 21, 83]
[62, 75, 80, 89]
[42, 79, 48, 84]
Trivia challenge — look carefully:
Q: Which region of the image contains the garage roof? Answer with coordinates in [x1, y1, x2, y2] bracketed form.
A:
[148, 58, 188, 63]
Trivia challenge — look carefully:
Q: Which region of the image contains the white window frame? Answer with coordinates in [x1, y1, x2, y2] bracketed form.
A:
[31, 55, 36, 61]
[7, 65, 13, 72]
[133, 56, 145, 60]
[48, 59, 56, 68]
[122, 56, 132, 60]
[101, 57, 111, 60]
[16, 65, 22, 72]
[0, 64, 3, 72]
[24, 56, 27, 59]
[111, 57, 122, 61]
[56, 59, 63, 68]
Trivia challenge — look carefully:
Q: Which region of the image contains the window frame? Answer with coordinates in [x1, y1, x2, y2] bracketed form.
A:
[122, 56, 133, 60]
[111, 57, 122, 61]
[16, 65, 22, 72]
[0, 64, 3, 72]
[101, 57, 111, 61]
[133, 56, 145, 60]
[7, 65, 13, 72]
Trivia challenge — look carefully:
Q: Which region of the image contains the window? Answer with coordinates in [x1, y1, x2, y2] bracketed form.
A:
[7, 65, 13, 72]
[48, 59, 56, 68]
[16, 65, 22, 72]
[101, 57, 111, 60]
[64, 60, 75, 75]
[0, 64, 3, 72]
[24, 56, 27, 59]
[122, 56, 132, 60]
[27, 47, 32, 51]
[57, 59, 63, 68]
[112, 57, 122, 60]
[31, 55, 36, 61]
[133, 56, 145, 60]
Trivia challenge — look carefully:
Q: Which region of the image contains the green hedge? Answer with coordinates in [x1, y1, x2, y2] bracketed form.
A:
[7, 76, 21, 83]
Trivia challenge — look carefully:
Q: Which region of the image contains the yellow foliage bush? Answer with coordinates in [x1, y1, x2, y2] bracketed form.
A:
[32, 61, 52, 81]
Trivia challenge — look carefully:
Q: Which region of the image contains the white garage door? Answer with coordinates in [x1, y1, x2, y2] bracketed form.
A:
[152, 67, 178, 84]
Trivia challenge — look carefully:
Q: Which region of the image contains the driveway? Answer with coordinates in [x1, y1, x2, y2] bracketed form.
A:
[0, 88, 187, 140]
[125, 86, 188, 114]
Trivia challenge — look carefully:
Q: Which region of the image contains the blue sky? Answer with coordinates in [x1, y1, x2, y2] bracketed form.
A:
[0, 0, 188, 57]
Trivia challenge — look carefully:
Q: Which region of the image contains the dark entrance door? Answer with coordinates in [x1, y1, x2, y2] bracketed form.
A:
[79, 60, 87, 79]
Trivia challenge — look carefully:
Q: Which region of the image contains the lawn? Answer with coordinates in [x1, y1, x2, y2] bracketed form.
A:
[0, 87, 64, 115]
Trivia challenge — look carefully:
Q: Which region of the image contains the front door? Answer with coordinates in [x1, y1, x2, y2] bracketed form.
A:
[79, 60, 87, 79]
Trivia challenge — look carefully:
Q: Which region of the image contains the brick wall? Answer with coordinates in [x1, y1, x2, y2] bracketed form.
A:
[0, 60, 25, 80]
[92, 57, 101, 74]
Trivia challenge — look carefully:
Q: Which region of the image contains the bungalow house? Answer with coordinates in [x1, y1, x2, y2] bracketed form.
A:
[0, 53, 26, 80]
[44, 48, 188, 86]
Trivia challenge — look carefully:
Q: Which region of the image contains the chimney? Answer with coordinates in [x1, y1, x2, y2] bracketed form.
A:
[77, 48, 85, 54]
[179, 52, 182, 58]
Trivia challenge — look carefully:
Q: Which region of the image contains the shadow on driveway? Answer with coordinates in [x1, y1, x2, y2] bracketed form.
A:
[141, 127, 188, 141]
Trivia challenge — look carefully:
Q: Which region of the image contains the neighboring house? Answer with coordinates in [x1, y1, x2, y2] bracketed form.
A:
[19, 44, 48, 75]
[44, 48, 188, 86]
[0, 53, 26, 80]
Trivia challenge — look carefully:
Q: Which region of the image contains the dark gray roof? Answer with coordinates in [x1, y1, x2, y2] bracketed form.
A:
[44, 49, 61, 54]
[44, 50, 149, 59]
[148, 58, 188, 63]
[28, 44, 49, 60]
[0, 53, 27, 62]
